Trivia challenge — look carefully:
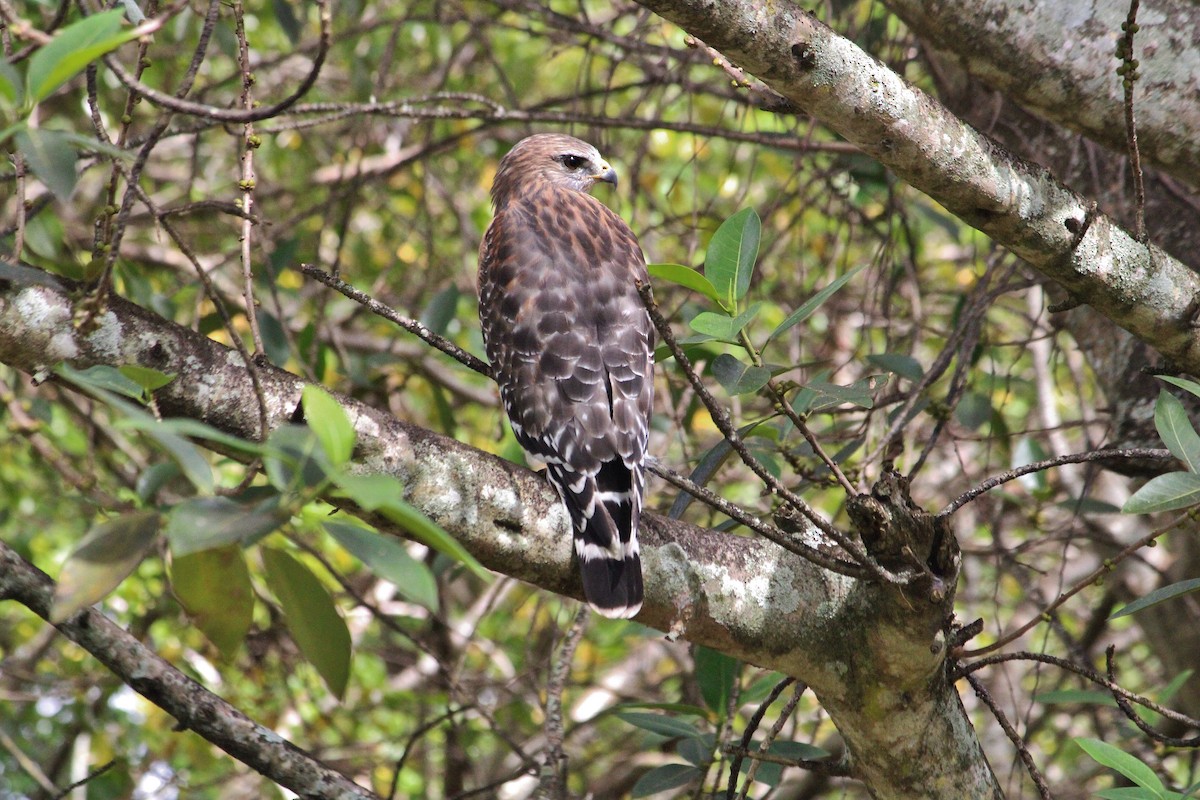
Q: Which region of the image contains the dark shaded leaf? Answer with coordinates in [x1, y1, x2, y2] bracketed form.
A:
[866, 353, 924, 381]
[51, 510, 161, 621]
[15, 128, 77, 198]
[695, 645, 739, 713]
[711, 353, 771, 395]
[617, 711, 704, 740]
[420, 284, 461, 336]
[631, 764, 701, 798]
[165, 495, 288, 556]
[324, 520, 438, 611]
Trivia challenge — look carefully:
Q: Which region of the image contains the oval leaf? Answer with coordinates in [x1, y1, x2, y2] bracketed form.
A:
[165, 495, 288, 557]
[1159, 375, 1200, 401]
[51, 510, 162, 622]
[262, 547, 352, 698]
[14, 128, 77, 199]
[695, 645, 739, 713]
[631, 764, 702, 798]
[302, 385, 356, 466]
[1154, 390, 1200, 472]
[647, 263, 724, 306]
[704, 208, 760, 311]
[170, 546, 253, 658]
[1123, 471, 1200, 514]
[711, 353, 771, 395]
[324, 520, 438, 611]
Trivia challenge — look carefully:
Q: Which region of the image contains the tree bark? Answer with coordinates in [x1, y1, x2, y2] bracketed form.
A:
[883, 0, 1200, 190]
[0, 259, 997, 798]
[631, 0, 1200, 374]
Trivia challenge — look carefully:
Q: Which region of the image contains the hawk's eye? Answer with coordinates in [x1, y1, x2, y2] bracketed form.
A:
[559, 154, 588, 170]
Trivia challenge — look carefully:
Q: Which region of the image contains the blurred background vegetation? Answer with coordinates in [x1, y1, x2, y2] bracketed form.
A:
[1, 0, 1195, 797]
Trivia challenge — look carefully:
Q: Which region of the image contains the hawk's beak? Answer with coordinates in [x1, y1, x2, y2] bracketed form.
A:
[593, 163, 618, 188]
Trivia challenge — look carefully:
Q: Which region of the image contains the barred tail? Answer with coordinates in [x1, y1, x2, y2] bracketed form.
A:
[548, 459, 643, 618]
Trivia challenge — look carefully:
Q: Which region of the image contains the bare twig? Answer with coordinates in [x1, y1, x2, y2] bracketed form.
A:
[938, 447, 1172, 518]
[537, 606, 590, 799]
[957, 509, 1195, 658]
[964, 673, 1053, 800]
[1117, 0, 1146, 241]
[1106, 646, 1200, 747]
[300, 265, 492, 377]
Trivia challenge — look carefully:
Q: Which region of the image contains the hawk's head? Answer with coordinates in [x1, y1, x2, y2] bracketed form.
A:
[491, 134, 617, 206]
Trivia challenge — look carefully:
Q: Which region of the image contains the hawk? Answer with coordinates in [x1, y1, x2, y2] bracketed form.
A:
[478, 134, 654, 618]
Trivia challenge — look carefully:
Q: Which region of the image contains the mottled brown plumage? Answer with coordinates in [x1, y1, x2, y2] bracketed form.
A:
[478, 134, 654, 618]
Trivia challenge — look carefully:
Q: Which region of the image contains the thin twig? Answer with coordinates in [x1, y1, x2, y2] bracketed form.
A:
[300, 265, 492, 377]
[638, 281, 910, 585]
[1117, 0, 1146, 241]
[647, 459, 868, 578]
[101, 0, 330, 123]
[1106, 646, 1200, 747]
[536, 607, 591, 799]
[957, 651, 1200, 730]
[957, 509, 1195, 658]
[964, 673, 1053, 800]
[938, 447, 1172, 518]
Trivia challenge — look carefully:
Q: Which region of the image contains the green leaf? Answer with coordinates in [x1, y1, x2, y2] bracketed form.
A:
[16, 128, 77, 198]
[769, 740, 830, 761]
[647, 263, 724, 306]
[27, 10, 138, 103]
[687, 303, 762, 343]
[262, 547, 352, 698]
[302, 385, 355, 466]
[667, 439, 732, 519]
[118, 365, 176, 394]
[1123, 471, 1200, 513]
[1096, 789, 1169, 800]
[616, 712, 705, 740]
[170, 545, 253, 658]
[1076, 738, 1166, 798]
[264, 424, 333, 492]
[332, 472, 489, 579]
[676, 735, 714, 767]
[768, 263, 866, 342]
[711, 353, 771, 395]
[866, 353, 925, 382]
[1159, 375, 1200, 401]
[955, 391, 994, 431]
[1013, 437, 1050, 495]
[1111, 577, 1200, 619]
[1154, 391, 1200, 472]
[50, 510, 162, 622]
[0, 59, 22, 109]
[272, 0, 304, 44]
[420, 284, 461, 336]
[792, 376, 876, 416]
[324, 520, 438, 611]
[164, 495, 289, 557]
[115, 415, 265, 456]
[62, 364, 145, 400]
[630, 764, 701, 798]
[704, 208, 760, 311]
[695, 646, 739, 713]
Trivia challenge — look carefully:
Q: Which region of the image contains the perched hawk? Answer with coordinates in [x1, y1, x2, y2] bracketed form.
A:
[478, 134, 654, 618]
